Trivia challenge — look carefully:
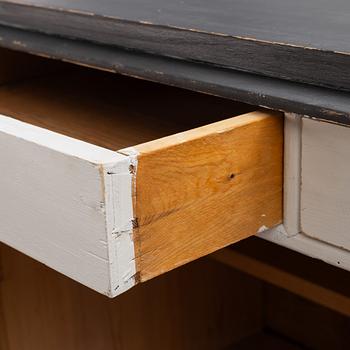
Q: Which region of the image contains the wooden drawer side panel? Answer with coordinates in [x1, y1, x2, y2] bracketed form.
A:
[122, 111, 284, 282]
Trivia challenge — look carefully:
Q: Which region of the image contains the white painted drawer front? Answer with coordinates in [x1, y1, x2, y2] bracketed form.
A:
[301, 118, 350, 251]
[0, 116, 135, 296]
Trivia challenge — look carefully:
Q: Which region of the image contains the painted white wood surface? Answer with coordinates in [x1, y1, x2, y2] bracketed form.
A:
[258, 225, 350, 271]
[260, 115, 350, 272]
[301, 118, 350, 251]
[0, 115, 136, 297]
[283, 113, 301, 237]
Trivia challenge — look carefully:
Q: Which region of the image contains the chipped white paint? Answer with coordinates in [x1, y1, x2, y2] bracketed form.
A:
[119, 146, 140, 161]
[257, 225, 269, 234]
[0, 115, 136, 296]
[104, 159, 136, 296]
[0, 114, 120, 164]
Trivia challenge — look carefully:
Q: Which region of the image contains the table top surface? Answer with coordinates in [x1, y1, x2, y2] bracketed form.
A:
[2, 0, 349, 51]
[1, 0, 350, 125]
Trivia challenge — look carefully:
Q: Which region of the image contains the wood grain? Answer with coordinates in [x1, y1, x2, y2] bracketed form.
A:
[0, 243, 263, 350]
[127, 111, 283, 281]
[265, 286, 350, 350]
[0, 250, 8, 350]
[212, 246, 350, 317]
[2, 0, 350, 91]
[1, 26, 350, 126]
[0, 67, 252, 150]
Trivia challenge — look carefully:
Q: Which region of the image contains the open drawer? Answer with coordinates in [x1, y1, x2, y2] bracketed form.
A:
[0, 49, 283, 296]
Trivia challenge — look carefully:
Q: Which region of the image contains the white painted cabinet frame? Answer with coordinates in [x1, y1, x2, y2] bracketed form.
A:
[259, 113, 350, 271]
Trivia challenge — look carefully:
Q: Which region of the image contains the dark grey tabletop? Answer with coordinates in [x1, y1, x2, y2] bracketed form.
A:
[0, 0, 350, 124]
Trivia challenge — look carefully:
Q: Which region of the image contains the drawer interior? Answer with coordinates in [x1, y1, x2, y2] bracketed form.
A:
[0, 48, 254, 149]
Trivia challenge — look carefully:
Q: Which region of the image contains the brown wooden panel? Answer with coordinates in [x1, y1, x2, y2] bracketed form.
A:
[211, 245, 350, 317]
[0, 249, 8, 350]
[228, 332, 302, 350]
[0, 243, 263, 350]
[0, 67, 252, 150]
[0, 47, 64, 85]
[129, 111, 283, 281]
[265, 286, 350, 350]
